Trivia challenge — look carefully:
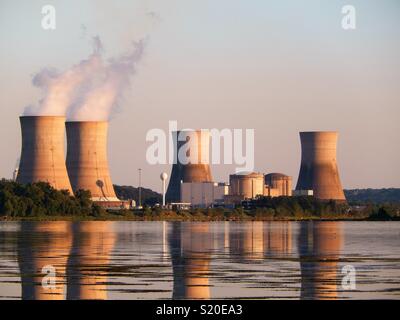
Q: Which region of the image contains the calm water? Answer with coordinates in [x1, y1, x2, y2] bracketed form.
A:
[0, 221, 399, 300]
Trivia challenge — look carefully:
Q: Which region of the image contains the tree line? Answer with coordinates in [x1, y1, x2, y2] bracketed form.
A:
[0, 179, 103, 217]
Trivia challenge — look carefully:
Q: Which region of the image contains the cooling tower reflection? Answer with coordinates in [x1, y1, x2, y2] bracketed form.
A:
[264, 221, 292, 256]
[298, 222, 343, 300]
[66, 222, 115, 300]
[169, 223, 212, 299]
[17, 222, 72, 300]
[4, 221, 399, 300]
[229, 221, 292, 261]
[229, 221, 263, 260]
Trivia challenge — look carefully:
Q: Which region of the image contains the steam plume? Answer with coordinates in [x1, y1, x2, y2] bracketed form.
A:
[23, 36, 146, 121]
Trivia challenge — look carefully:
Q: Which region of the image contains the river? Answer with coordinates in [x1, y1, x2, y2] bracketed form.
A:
[0, 221, 399, 299]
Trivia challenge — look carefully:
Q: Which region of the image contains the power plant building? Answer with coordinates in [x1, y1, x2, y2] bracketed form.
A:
[16, 116, 73, 193]
[180, 182, 228, 207]
[225, 172, 264, 205]
[295, 131, 346, 201]
[265, 173, 292, 196]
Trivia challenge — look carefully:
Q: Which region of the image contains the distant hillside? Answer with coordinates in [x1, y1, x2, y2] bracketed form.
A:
[344, 188, 400, 204]
[113, 185, 162, 206]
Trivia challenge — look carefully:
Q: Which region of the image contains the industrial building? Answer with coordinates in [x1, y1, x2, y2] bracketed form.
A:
[180, 182, 228, 207]
[224, 171, 294, 205]
[224, 172, 264, 205]
[293, 189, 314, 196]
[166, 130, 213, 202]
[265, 173, 292, 196]
[175, 171, 295, 207]
[295, 131, 346, 201]
[16, 116, 73, 193]
[229, 172, 265, 198]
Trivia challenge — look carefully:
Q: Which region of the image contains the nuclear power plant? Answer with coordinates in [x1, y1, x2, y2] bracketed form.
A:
[166, 130, 213, 202]
[14, 114, 346, 208]
[66, 121, 118, 201]
[16, 116, 73, 193]
[295, 131, 346, 201]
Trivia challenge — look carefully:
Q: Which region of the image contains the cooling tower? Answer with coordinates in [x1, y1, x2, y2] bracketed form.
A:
[16, 116, 72, 193]
[296, 132, 346, 201]
[166, 130, 213, 202]
[66, 121, 118, 201]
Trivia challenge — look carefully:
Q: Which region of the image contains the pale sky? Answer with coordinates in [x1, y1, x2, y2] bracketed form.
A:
[0, 0, 399, 193]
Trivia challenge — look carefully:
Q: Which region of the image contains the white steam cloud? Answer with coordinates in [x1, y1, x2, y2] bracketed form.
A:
[23, 36, 146, 121]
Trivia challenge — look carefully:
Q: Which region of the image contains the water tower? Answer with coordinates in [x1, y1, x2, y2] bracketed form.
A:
[160, 172, 168, 206]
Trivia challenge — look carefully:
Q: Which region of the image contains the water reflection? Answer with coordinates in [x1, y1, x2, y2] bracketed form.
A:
[228, 221, 292, 261]
[66, 222, 115, 300]
[229, 222, 264, 260]
[169, 223, 212, 299]
[17, 222, 72, 300]
[264, 222, 292, 256]
[298, 222, 343, 299]
[3, 220, 398, 300]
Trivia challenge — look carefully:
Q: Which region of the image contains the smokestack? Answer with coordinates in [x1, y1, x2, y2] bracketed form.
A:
[16, 116, 72, 193]
[66, 121, 118, 200]
[295, 131, 346, 201]
[166, 130, 213, 202]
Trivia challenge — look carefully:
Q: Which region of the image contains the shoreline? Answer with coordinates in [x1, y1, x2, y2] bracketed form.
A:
[1, 215, 397, 222]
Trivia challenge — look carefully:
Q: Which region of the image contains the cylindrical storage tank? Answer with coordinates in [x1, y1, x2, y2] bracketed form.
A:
[66, 121, 117, 200]
[265, 173, 292, 196]
[229, 172, 264, 199]
[16, 116, 72, 193]
[296, 132, 346, 201]
[166, 130, 213, 202]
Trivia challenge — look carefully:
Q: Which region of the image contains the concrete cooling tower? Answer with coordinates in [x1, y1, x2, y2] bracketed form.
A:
[295, 132, 346, 201]
[16, 116, 72, 193]
[166, 130, 213, 202]
[66, 121, 118, 201]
